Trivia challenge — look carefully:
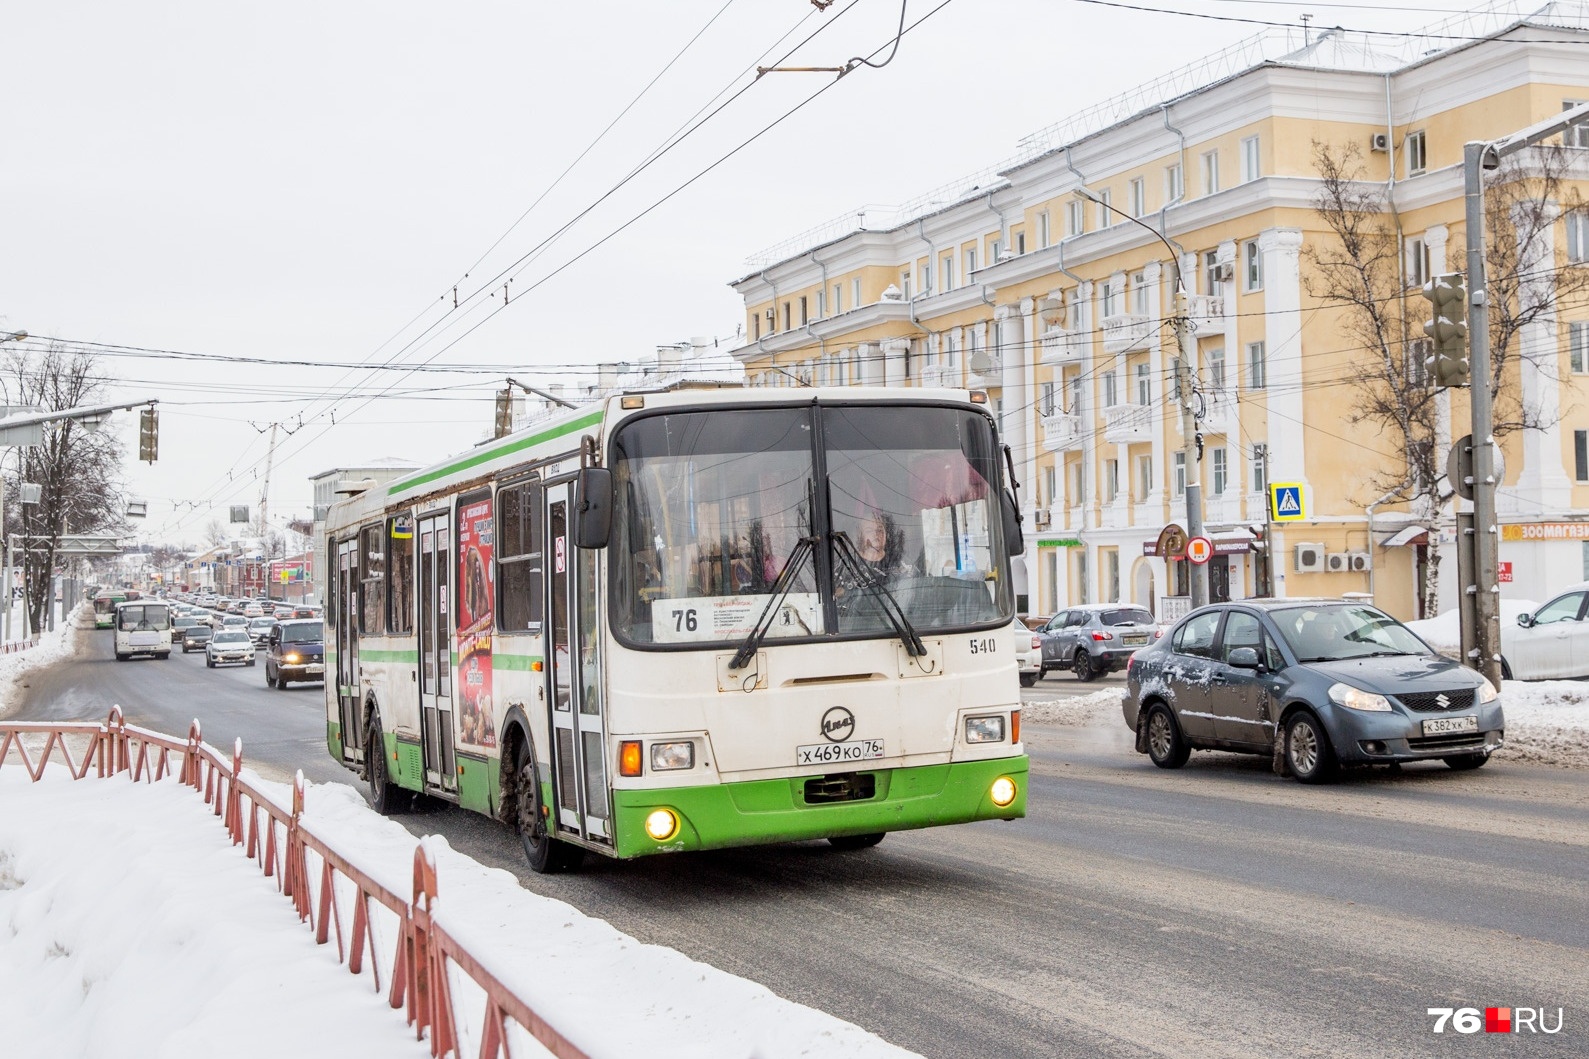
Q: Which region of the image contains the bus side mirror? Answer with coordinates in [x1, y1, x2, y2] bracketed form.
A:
[1001, 489, 1024, 555]
[574, 467, 614, 549]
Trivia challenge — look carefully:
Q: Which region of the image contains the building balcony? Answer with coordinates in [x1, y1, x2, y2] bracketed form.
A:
[1103, 402, 1154, 445]
[1186, 293, 1224, 336]
[917, 364, 959, 389]
[1040, 326, 1086, 365]
[1202, 493, 1230, 526]
[1101, 314, 1154, 353]
[1200, 385, 1239, 435]
[1041, 412, 1086, 453]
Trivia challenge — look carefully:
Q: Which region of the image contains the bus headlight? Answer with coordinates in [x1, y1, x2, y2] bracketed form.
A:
[644, 808, 679, 842]
[650, 741, 694, 771]
[989, 776, 1018, 807]
[965, 715, 1005, 743]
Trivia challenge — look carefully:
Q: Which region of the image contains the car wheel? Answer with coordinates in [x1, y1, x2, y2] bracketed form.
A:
[1145, 704, 1190, 768]
[1038, 666, 1048, 680]
[829, 833, 885, 850]
[514, 738, 581, 873]
[366, 714, 401, 815]
[1019, 672, 1038, 688]
[1285, 712, 1337, 784]
[1073, 648, 1095, 682]
[1500, 656, 1514, 681]
[246, 658, 256, 667]
[1443, 753, 1490, 771]
[206, 657, 215, 669]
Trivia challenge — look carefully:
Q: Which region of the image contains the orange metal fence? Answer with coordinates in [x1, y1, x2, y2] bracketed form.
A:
[0, 637, 40, 656]
[0, 708, 590, 1059]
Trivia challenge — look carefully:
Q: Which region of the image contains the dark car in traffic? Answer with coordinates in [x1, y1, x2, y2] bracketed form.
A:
[1123, 599, 1504, 782]
[265, 618, 325, 689]
[179, 623, 213, 653]
[1036, 604, 1160, 681]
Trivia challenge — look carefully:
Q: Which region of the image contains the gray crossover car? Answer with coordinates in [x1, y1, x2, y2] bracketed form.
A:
[1036, 604, 1160, 681]
[1124, 599, 1504, 782]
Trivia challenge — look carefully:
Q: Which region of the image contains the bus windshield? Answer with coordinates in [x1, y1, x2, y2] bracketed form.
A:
[609, 402, 1012, 647]
[116, 604, 170, 631]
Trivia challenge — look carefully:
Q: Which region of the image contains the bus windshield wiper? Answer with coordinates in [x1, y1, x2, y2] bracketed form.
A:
[830, 532, 927, 658]
[729, 535, 817, 671]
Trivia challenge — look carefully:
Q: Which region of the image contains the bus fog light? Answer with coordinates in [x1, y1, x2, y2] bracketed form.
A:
[965, 716, 1005, 743]
[650, 741, 694, 771]
[989, 776, 1017, 807]
[644, 808, 679, 841]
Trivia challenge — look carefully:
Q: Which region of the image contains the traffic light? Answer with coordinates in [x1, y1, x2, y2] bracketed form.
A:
[493, 388, 513, 439]
[138, 407, 158, 462]
[1420, 273, 1470, 388]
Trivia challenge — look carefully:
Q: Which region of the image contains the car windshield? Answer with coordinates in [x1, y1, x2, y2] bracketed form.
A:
[213, 631, 248, 644]
[249, 619, 275, 630]
[1270, 604, 1429, 662]
[280, 621, 323, 643]
[1099, 607, 1154, 626]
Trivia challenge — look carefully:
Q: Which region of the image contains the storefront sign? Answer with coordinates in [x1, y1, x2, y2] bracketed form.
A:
[1036, 538, 1083, 549]
[1498, 561, 1513, 583]
[1147, 523, 1188, 559]
[1500, 522, 1589, 542]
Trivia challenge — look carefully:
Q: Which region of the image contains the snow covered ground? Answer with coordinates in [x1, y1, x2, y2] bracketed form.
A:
[0, 766, 918, 1059]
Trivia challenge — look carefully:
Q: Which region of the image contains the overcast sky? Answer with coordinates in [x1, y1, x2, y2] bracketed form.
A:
[3, 0, 1473, 548]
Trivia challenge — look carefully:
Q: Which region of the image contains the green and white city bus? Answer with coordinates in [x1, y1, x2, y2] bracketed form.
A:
[324, 386, 1028, 872]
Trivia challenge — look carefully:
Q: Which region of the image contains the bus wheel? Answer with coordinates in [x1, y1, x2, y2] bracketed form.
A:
[515, 740, 581, 874]
[366, 715, 400, 815]
[829, 833, 885, 851]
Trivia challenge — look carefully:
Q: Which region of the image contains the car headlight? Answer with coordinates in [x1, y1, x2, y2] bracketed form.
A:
[1327, 682, 1393, 712]
[965, 715, 1006, 743]
[1478, 677, 1499, 704]
[649, 741, 694, 771]
[284, 652, 301, 664]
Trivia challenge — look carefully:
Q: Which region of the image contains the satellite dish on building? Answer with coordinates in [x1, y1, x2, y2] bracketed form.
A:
[969, 351, 995, 376]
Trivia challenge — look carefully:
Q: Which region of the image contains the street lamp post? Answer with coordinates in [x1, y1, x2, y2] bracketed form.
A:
[1071, 190, 1208, 609]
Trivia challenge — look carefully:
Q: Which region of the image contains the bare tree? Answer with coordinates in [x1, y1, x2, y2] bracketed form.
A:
[204, 519, 231, 550]
[1, 343, 127, 631]
[1471, 145, 1588, 438]
[1304, 142, 1443, 614]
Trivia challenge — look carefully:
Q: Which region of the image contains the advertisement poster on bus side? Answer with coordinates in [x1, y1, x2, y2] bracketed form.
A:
[456, 495, 497, 749]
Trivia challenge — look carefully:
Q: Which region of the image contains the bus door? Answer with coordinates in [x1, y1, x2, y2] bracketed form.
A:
[335, 538, 362, 762]
[544, 481, 610, 844]
[418, 513, 457, 793]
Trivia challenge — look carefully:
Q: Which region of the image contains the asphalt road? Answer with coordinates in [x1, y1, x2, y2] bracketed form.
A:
[11, 622, 1589, 1058]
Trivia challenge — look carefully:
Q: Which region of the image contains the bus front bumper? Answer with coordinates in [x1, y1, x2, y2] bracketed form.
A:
[610, 755, 1027, 859]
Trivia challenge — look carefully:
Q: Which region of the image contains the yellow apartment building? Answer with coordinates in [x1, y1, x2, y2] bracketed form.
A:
[725, 3, 1589, 622]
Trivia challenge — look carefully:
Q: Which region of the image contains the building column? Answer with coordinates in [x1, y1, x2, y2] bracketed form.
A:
[1000, 302, 1033, 608]
[1512, 202, 1573, 510]
[1260, 228, 1305, 598]
[881, 338, 909, 387]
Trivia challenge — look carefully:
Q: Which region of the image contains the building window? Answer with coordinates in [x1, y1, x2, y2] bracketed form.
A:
[1244, 239, 1263, 291]
[800, 296, 809, 326]
[1201, 150, 1220, 195]
[1137, 455, 1154, 500]
[1173, 452, 1187, 497]
[1166, 163, 1184, 202]
[965, 247, 977, 277]
[1247, 341, 1267, 390]
[1016, 232, 1026, 254]
[1252, 443, 1268, 494]
[991, 238, 1004, 262]
[1565, 100, 1589, 148]
[833, 283, 843, 314]
[1135, 362, 1152, 406]
[1103, 370, 1119, 408]
[1241, 135, 1261, 182]
[901, 272, 911, 299]
[1407, 236, 1429, 287]
[1208, 347, 1227, 389]
[921, 263, 932, 294]
[1040, 381, 1057, 417]
[1038, 211, 1051, 248]
[1097, 189, 1113, 229]
[1043, 466, 1057, 508]
[782, 302, 791, 331]
[1129, 177, 1146, 218]
[1131, 270, 1149, 316]
[1406, 130, 1427, 176]
[1212, 447, 1228, 495]
[1408, 338, 1431, 387]
[1572, 322, 1589, 373]
[1102, 279, 1118, 318]
[816, 290, 826, 319]
[1106, 549, 1120, 603]
[1067, 200, 1084, 236]
[942, 254, 955, 290]
[1203, 250, 1224, 295]
[1577, 430, 1588, 482]
[1068, 461, 1085, 506]
[1104, 459, 1120, 502]
[752, 314, 761, 341]
[1568, 210, 1589, 264]
[852, 278, 862, 307]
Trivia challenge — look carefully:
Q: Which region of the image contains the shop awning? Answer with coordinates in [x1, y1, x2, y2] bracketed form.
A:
[1380, 526, 1428, 547]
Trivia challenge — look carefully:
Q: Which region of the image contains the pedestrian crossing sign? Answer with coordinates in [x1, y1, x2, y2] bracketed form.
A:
[1270, 483, 1305, 521]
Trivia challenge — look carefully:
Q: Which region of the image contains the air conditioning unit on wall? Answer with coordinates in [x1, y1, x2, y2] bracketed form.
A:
[1033, 509, 1051, 527]
[1349, 551, 1373, 572]
[1214, 261, 1235, 282]
[1294, 543, 1326, 573]
[1326, 552, 1349, 573]
[1370, 132, 1390, 152]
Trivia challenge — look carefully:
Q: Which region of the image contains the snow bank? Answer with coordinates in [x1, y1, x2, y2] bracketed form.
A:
[1022, 688, 1126, 727]
[0, 603, 93, 718]
[0, 763, 919, 1059]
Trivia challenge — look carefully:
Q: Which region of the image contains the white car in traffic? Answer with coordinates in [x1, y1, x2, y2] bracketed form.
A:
[206, 628, 256, 668]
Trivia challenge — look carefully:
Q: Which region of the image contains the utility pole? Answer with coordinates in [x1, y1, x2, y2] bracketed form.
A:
[1458, 101, 1589, 687]
[1173, 278, 1209, 610]
[256, 422, 278, 599]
